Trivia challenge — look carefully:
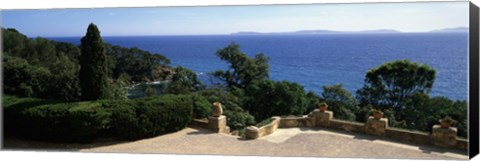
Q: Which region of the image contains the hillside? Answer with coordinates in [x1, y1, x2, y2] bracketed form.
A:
[2, 28, 175, 100]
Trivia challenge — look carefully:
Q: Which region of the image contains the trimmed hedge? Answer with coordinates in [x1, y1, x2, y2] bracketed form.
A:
[3, 94, 209, 142]
[105, 94, 196, 140]
[4, 96, 110, 142]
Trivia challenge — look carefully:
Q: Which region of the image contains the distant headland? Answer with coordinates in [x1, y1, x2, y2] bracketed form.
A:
[231, 27, 468, 35]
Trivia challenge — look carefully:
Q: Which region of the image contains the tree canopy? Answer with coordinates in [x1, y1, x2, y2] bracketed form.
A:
[199, 87, 256, 130]
[2, 28, 81, 100]
[212, 43, 270, 90]
[244, 80, 310, 121]
[164, 66, 204, 94]
[321, 84, 358, 121]
[356, 60, 436, 110]
[105, 44, 171, 83]
[401, 93, 468, 137]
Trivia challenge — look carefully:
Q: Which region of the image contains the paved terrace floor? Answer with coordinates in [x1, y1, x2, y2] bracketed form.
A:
[3, 127, 468, 160]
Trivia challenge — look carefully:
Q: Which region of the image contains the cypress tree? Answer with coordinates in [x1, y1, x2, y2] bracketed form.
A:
[79, 23, 109, 100]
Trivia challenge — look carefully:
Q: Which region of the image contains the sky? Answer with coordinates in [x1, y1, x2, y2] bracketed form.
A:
[1, 1, 469, 37]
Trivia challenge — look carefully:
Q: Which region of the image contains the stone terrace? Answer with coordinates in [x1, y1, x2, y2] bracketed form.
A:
[4, 126, 468, 160]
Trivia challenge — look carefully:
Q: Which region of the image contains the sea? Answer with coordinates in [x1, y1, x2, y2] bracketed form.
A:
[49, 33, 469, 100]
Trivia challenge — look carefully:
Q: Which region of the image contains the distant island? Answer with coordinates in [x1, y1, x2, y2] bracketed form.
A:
[429, 27, 469, 33]
[231, 27, 468, 35]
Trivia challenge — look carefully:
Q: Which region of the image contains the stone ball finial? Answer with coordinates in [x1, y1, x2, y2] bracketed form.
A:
[212, 101, 223, 117]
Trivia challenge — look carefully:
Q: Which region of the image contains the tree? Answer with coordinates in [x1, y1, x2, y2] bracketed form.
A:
[46, 54, 81, 101]
[104, 43, 172, 82]
[79, 23, 109, 100]
[402, 94, 468, 138]
[105, 77, 128, 100]
[3, 55, 50, 97]
[164, 66, 204, 94]
[321, 84, 357, 121]
[198, 87, 255, 130]
[305, 91, 321, 112]
[2, 28, 28, 58]
[213, 43, 270, 90]
[34, 37, 57, 66]
[356, 60, 436, 110]
[356, 105, 374, 122]
[2, 28, 83, 101]
[244, 80, 309, 121]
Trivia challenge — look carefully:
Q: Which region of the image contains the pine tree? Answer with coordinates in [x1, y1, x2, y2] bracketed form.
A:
[79, 23, 109, 100]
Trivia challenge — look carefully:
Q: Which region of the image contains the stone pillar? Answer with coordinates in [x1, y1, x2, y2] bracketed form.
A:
[245, 126, 260, 139]
[365, 116, 388, 136]
[432, 125, 457, 148]
[208, 115, 229, 133]
[305, 114, 316, 127]
[313, 109, 333, 127]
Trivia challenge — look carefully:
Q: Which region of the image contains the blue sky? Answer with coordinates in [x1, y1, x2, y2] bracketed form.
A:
[1, 1, 469, 37]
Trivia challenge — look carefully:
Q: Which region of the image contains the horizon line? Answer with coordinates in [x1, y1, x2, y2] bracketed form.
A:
[35, 28, 468, 38]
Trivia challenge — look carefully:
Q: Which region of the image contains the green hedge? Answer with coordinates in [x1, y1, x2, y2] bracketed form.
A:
[4, 96, 110, 142]
[105, 94, 196, 140]
[3, 94, 208, 142]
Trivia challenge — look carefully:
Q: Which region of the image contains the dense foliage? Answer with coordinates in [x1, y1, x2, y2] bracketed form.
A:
[356, 60, 436, 110]
[212, 43, 270, 89]
[79, 23, 110, 100]
[3, 94, 208, 141]
[198, 87, 255, 130]
[3, 28, 81, 101]
[105, 94, 204, 140]
[2, 27, 172, 101]
[3, 95, 109, 142]
[355, 60, 467, 138]
[399, 93, 468, 137]
[320, 84, 358, 121]
[105, 44, 171, 82]
[164, 66, 204, 94]
[243, 80, 312, 121]
[3, 25, 469, 141]
[211, 44, 320, 123]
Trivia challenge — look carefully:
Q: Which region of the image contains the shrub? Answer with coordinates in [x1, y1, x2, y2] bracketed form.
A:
[198, 87, 255, 130]
[106, 94, 195, 140]
[321, 84, 358, 121]
[4, 94, 206, 142]
[355, 105, 373, 122]
[191, 94, 211, 119]
[223, 106, 256, 130]
[3, 96, 110, 142]
[305, 91, 321, 112]
[244, 80, 309, 121]
[68, 102, 111, 141]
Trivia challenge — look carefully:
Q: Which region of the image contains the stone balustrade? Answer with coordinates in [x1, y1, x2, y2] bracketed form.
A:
[276, 109, 467, 150]
[365, 116, 388, 136]
[432, 125, 458, 148]
[245, 117, 281, 139]
[191, 116, 230, 134]
[191, 103, 468, 150]
[280, 116, 310, 128]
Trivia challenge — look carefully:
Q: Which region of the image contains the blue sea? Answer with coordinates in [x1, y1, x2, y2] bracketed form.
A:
[50, 33, 468, 100]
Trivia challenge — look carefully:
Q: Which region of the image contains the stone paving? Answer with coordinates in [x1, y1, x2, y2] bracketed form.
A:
[4, 126, 468, 160]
